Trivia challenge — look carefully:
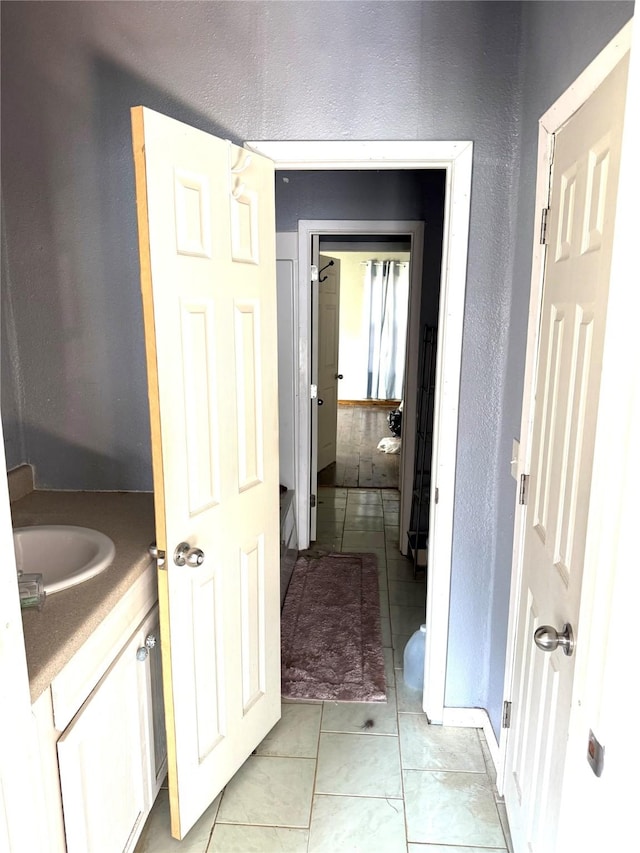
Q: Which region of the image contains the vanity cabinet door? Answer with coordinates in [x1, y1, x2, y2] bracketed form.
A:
[145, 608, 167, 794]
[57, 608, 160, 853]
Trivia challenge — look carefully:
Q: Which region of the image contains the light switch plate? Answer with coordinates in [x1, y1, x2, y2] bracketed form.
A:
[511, 439, 520, 480]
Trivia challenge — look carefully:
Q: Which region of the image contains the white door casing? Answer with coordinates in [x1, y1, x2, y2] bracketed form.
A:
[306, 224, 424, 544]
[309, 234, 320, 540]
[132, 107, 281, 839]
[503, 51, 628, 853]
[317, 254, 341, 473]
[244, 138, 473, 726]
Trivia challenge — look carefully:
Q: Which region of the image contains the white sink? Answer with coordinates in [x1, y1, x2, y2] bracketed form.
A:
[13, 525, 116, 595]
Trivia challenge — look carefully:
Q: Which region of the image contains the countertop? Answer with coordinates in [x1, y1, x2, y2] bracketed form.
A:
[11, 491, 156, 703]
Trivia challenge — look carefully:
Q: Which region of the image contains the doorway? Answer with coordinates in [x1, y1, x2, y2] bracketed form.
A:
[253, 139, 473, 723]
[317, 236, 412, 492]
[298, 218, 427, 547]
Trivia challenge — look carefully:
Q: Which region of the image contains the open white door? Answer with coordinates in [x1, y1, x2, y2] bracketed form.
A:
[131, 107, 281, 840]
[317, 254, 341, 472]
[504, 54, 628, 852]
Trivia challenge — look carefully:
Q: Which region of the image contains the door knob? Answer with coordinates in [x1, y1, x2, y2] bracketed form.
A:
[335, 373, 344, 380]
[174, 542, 205, 567]
[534, 623, 574, 656]
[148, 542, 166, 567]
[317, 398, 324, 406]
[136, 634, 157, 662]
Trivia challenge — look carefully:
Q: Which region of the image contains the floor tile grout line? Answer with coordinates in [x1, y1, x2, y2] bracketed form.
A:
[304, 700, 324, 844]
[386, 510, 412, 853]
[309, 791, 405, 801]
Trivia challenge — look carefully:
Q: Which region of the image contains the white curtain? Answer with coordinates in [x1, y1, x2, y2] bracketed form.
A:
[363, 260, 409, 400]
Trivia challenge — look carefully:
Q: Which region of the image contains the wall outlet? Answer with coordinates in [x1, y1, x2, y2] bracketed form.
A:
[511, 439, 520, 480]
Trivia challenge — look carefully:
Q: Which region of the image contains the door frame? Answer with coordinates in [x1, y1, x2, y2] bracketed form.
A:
[245, 140, 473, 723]
[301, 219, 424, 545]
[500, 19, 634, 794]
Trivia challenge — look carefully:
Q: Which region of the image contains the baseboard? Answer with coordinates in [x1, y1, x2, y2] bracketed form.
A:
[441, 706, 500, 770]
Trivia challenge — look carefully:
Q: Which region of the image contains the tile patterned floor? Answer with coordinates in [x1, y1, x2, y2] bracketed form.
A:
[135, 487, 513, 853]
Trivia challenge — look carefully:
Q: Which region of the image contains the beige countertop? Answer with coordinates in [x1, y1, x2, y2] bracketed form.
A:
[11, 491, 156, 703]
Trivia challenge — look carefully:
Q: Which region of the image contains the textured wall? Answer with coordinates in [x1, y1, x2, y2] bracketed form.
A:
[1, 1, 631, 730]
[1, 206, 25, 470]
[276, 170, 427, 230]
[276, 168, 446, 326]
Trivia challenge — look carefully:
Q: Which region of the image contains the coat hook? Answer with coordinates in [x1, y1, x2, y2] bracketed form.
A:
[319, 259, 334, 282]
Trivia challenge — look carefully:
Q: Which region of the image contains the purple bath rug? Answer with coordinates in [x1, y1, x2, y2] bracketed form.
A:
[281, 552, 386, 702]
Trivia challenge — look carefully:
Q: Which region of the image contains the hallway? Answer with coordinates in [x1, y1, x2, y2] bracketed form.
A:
[136, 487, 512, 852]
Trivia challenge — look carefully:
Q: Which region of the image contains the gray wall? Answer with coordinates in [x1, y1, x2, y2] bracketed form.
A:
[1, 203, 26, 469]
[0, 1, 633, 735]
[275, 168, 446, 327]
[276, 170, 435, 229]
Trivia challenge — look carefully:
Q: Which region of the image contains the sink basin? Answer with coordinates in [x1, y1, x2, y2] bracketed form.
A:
[13, 525, 116, 595]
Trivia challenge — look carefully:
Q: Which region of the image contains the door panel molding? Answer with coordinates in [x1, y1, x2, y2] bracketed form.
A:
[132, 108, 281, 839]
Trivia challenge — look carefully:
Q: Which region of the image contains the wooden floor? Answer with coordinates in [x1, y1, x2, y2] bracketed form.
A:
[318, 404, 400, 489]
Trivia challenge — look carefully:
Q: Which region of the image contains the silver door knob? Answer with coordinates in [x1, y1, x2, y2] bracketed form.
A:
[174, 541, 205, 567]
[534, 623, 575, 656]
[148, 543, 166, 567]
[136, 633, 157, 662]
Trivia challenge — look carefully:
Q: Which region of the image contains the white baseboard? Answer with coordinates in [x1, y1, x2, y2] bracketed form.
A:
[441, 706, 500, 771]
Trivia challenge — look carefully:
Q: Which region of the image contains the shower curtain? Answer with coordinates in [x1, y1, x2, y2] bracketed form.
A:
[364, 260, 409, 399]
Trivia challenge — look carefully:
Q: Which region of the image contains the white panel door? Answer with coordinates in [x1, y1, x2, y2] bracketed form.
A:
[317, 254, 341, 472]
[131, 107, 280, 839]
[504, 56, 628, 852]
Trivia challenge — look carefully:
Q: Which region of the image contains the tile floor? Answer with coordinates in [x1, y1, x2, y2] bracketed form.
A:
[136, 487, 513, 853]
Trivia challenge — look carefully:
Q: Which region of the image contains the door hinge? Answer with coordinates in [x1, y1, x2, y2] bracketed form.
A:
[310, 384, 318, 400]
[518, 473, 530, 505]
[540, 207, 549, 245]
[434, 487, 439, 505]
[310, 494, 317, 508]
[503, 700, 512, 729]
[548, 132, 556, 166]
[310, 264, 319, 282]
